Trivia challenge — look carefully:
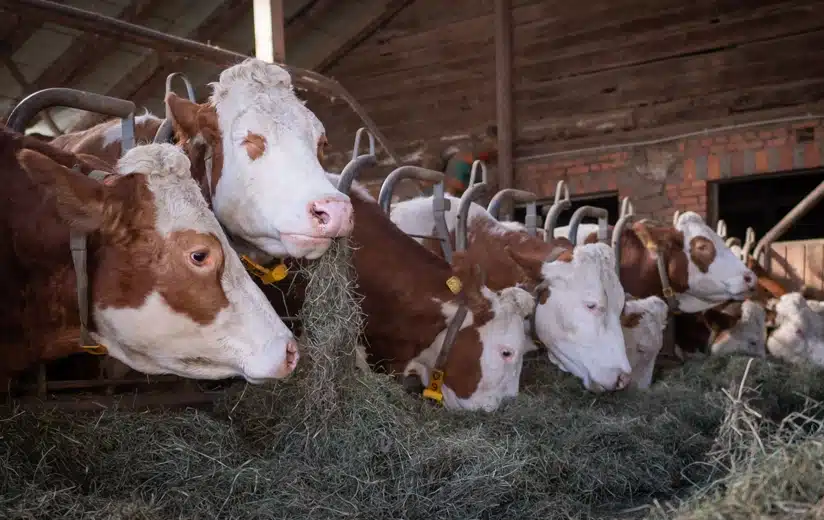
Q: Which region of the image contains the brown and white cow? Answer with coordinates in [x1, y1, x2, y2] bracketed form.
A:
[0, 126, 298, 384]
[272, 178, 535, 411]
[49, 58, 353, 261]
[390, 195, 632, 392]
[620, 295, 669, 389]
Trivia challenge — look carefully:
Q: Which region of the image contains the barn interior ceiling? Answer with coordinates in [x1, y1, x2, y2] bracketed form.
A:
[0, 0, 407, 135]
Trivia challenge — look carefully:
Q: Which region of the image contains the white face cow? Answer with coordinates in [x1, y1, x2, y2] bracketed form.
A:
[405, 286, 536, 412]
[528, 243, 631, 392]
[167, 58, 354, 260]
[674, 212, 757, 313]
[22, 143, 299, 382]
[767, 292, 824, 366]
[621, 296, 669, 390]
[708, 299, 767, 358]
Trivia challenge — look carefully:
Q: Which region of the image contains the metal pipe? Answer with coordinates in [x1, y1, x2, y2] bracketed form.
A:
[568, 206, 609, 246]
[672, 210, 681, 227]
[468, 159, 488, 187]
[14, 0, 402, 165]
[351, 127, 376, 161]
[716, 219, 728, 239]
[487, 188, 539, 237]
[493, 0, 513, 203]
[165, 72, 197, 102]
[7, 87, 136, 151]
[337, 154, 376, 195]
[753, 180, 824, 261]
[543, 180, 572, 242]
[378, 165, 451, 261]
[620, 196, 635, 218]
[456, 183, 490, 252]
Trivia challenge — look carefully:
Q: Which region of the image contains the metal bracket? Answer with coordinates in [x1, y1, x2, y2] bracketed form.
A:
[7, 87, 136, 155]
[337, 128, 378, 195]
[378, 166, 453, 262]
[486, 188, 539, 237]
[612, 214, 643, 276]
[716, 219, 728, 239]
[672, 210, 681, 227]
[456, 182, 491, 252]
[543, 180, 572, 242]
[468, 160, 488, 188]
[351, 127, 376, 162]
[568, 206, 609, 246]
[620, 196, 635, 218]
[741, 227, 756, 260]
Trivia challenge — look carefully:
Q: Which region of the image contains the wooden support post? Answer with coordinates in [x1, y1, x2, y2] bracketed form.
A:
[253, 0, 286, 63]
[494, 0, 514, 218]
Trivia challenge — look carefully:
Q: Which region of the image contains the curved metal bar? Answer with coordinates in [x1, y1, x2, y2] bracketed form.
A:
[544, 181, 573, 242]
[337, 154, 377, 195]
[716, 219, 728, 239]
[7, 87, 136, 154]
[672, 210, 681, 227]
[153, 118, 174, 144]
[554, 180, 571, 205]
[568, 206, 609, 246]
[468, 160, 488, 187]
[456, 183, 490, 252]
[351, 127, 376, 162]
[742, 227, 757, 260]
[612, 214, 643, 275]
[378, 166, 452, 262]
[725, 237, 742, 249]
[15, 0, 402, 166]
[620, 197, 635, 218]
[486, 188, 539, 237]
[165, 72, 196, 102]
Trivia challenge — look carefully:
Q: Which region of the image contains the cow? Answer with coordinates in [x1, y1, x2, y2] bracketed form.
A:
[48, 58, 354, 261]
[270, 178, 536, 412]
[0, 126, 298, 386]
[620, 296, 669, 390]
[766, 292, 824, 366]
[390, 195, 633, 392]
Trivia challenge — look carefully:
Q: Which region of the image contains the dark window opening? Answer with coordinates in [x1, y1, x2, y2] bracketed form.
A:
[714, 169, 824, 243]
[513, 191, 620, 228]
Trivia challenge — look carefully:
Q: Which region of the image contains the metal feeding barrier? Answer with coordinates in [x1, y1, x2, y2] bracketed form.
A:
[455, 181, 492, 253]
[543, 180, 572, 242]
[378, 166, 454, 262]
[487, 189, 540, 237]
[716, 219, 728, 239]
[153, 72, 198, 144]
[567, 206, 610, 246]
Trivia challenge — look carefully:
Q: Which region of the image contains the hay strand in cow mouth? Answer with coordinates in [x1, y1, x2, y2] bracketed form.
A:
[294, 236, 365, 420]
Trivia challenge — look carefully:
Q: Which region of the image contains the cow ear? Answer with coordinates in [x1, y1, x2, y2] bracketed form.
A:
[17, 149, 116, 234]
[620, 311, 643, 328]
[166, 92, 209, 139]
[503, 245, 546, 281]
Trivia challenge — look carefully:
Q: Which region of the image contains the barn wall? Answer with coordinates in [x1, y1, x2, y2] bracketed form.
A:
[309, 0, 824, 205]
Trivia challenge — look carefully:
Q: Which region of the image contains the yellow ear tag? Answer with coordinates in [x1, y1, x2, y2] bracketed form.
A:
[82, 345, 108, 356]
[445, 276, 462, 294]
[422, 369, 445, 404]
[241, 255, 289, 285]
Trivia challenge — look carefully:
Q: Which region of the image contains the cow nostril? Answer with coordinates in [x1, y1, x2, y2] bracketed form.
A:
[744, 273, 754, 285]
[501, 349, 513, 359]
[310, 204, 331, 226]
[616, 372, 632, 390]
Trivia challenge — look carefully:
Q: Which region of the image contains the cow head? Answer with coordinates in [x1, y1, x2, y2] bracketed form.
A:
[705, 299, 767, 358]
[19, 143, 298, 382]
[673, 212, 756, 312]
[166, 58, 354, 260]
[506, 242, 631, 392]
[621, 295, 669, 390]
[767, 292, 824, 365]
[403, 261, 535, 412]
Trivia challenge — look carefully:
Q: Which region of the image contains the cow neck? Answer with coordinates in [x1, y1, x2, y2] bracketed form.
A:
[69, 167, 113, 357]
[633, 221, 680, 313]
[422, 275, 470, 404]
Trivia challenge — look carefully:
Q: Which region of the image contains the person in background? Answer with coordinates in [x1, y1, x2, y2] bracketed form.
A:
[442, 125, 498, 197]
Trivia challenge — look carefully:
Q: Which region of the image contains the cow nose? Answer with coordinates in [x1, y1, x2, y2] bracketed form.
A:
[308, 197, 354, 237]
[615, 371, 632, 390]
[743, 273, 753, 285]
[273, 339, 300, 378]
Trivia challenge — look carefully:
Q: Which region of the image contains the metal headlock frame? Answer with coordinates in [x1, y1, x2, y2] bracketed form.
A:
[567, 206, 610, 246]
[13, 0, 403, 166]
[456, 182, 491, 252]
[619, 196, 635, 219]
[486, 189, 540, 237]
[716, 219, 728, 240]
[378, 166, 453, 262]
[543, 180, 572, 242]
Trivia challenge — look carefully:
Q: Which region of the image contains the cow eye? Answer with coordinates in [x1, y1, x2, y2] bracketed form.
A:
[585, 302, 598, 311]
[190, 250, 209, 265]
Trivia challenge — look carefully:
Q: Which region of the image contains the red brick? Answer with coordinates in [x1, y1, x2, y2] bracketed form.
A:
[766, 137, 787, 147]
[709, 144, 727, 154]
[731, 152, 745, 176]
[678, 142, 685, 152]
[755, 150, 769, 173]
[589, 163, 601, 172]
[744, 131, 758, 140]
[805, 143, 822, 169]
[729, 134, 745, 143]
[692, 179, 707, 189]
[700, 138, 713, 147]
[604, 175, 618, 191]
[792, 122, 816, 130]
[774, 128, 789, 139]
[707, 155, 720, 180]
[744, 140, 766, 150]
[567, 165, 590, 175]
[779, 146, 793, 171]
[758, 131, 772, 139]
[714, 135, 729, 144]
[684, 158, 697, 181]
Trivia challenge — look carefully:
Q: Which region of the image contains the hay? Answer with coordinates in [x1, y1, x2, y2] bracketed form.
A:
[294, 237, 364, 421]
[3, 352, 824, 518]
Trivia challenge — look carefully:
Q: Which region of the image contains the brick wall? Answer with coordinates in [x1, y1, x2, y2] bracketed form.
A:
[515, 119, 824, 221]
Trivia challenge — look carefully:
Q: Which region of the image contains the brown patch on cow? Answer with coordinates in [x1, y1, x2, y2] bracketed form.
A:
[442, 326, 483, 398]
[745, 256, 790, 301]
[166, 92, 224, 203]
[617, 221, 690, 300]
[1, 128, 232, 383]
[180, 356, 216, 367]
[317, 134, 328, 163]
[689, 236, 716, 273]
[242, 131, 266, 160]
[620, 311, 643, 329]
[49, 116, 163, 167]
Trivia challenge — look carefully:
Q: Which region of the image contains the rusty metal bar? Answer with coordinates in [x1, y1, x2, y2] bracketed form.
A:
[494, 0, 513, 207]
[487, 188, 539, 237]
[753, 180, 824, 261]
[456, 182, 491, 252]
[7, 87, 136, 151]
[14, 0, 401, 165]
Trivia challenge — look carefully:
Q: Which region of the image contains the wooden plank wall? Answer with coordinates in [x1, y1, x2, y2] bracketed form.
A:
[307, 0, 824, 185]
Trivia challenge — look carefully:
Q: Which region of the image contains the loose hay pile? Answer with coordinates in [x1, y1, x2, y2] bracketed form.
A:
[3, 355, 824, 519]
